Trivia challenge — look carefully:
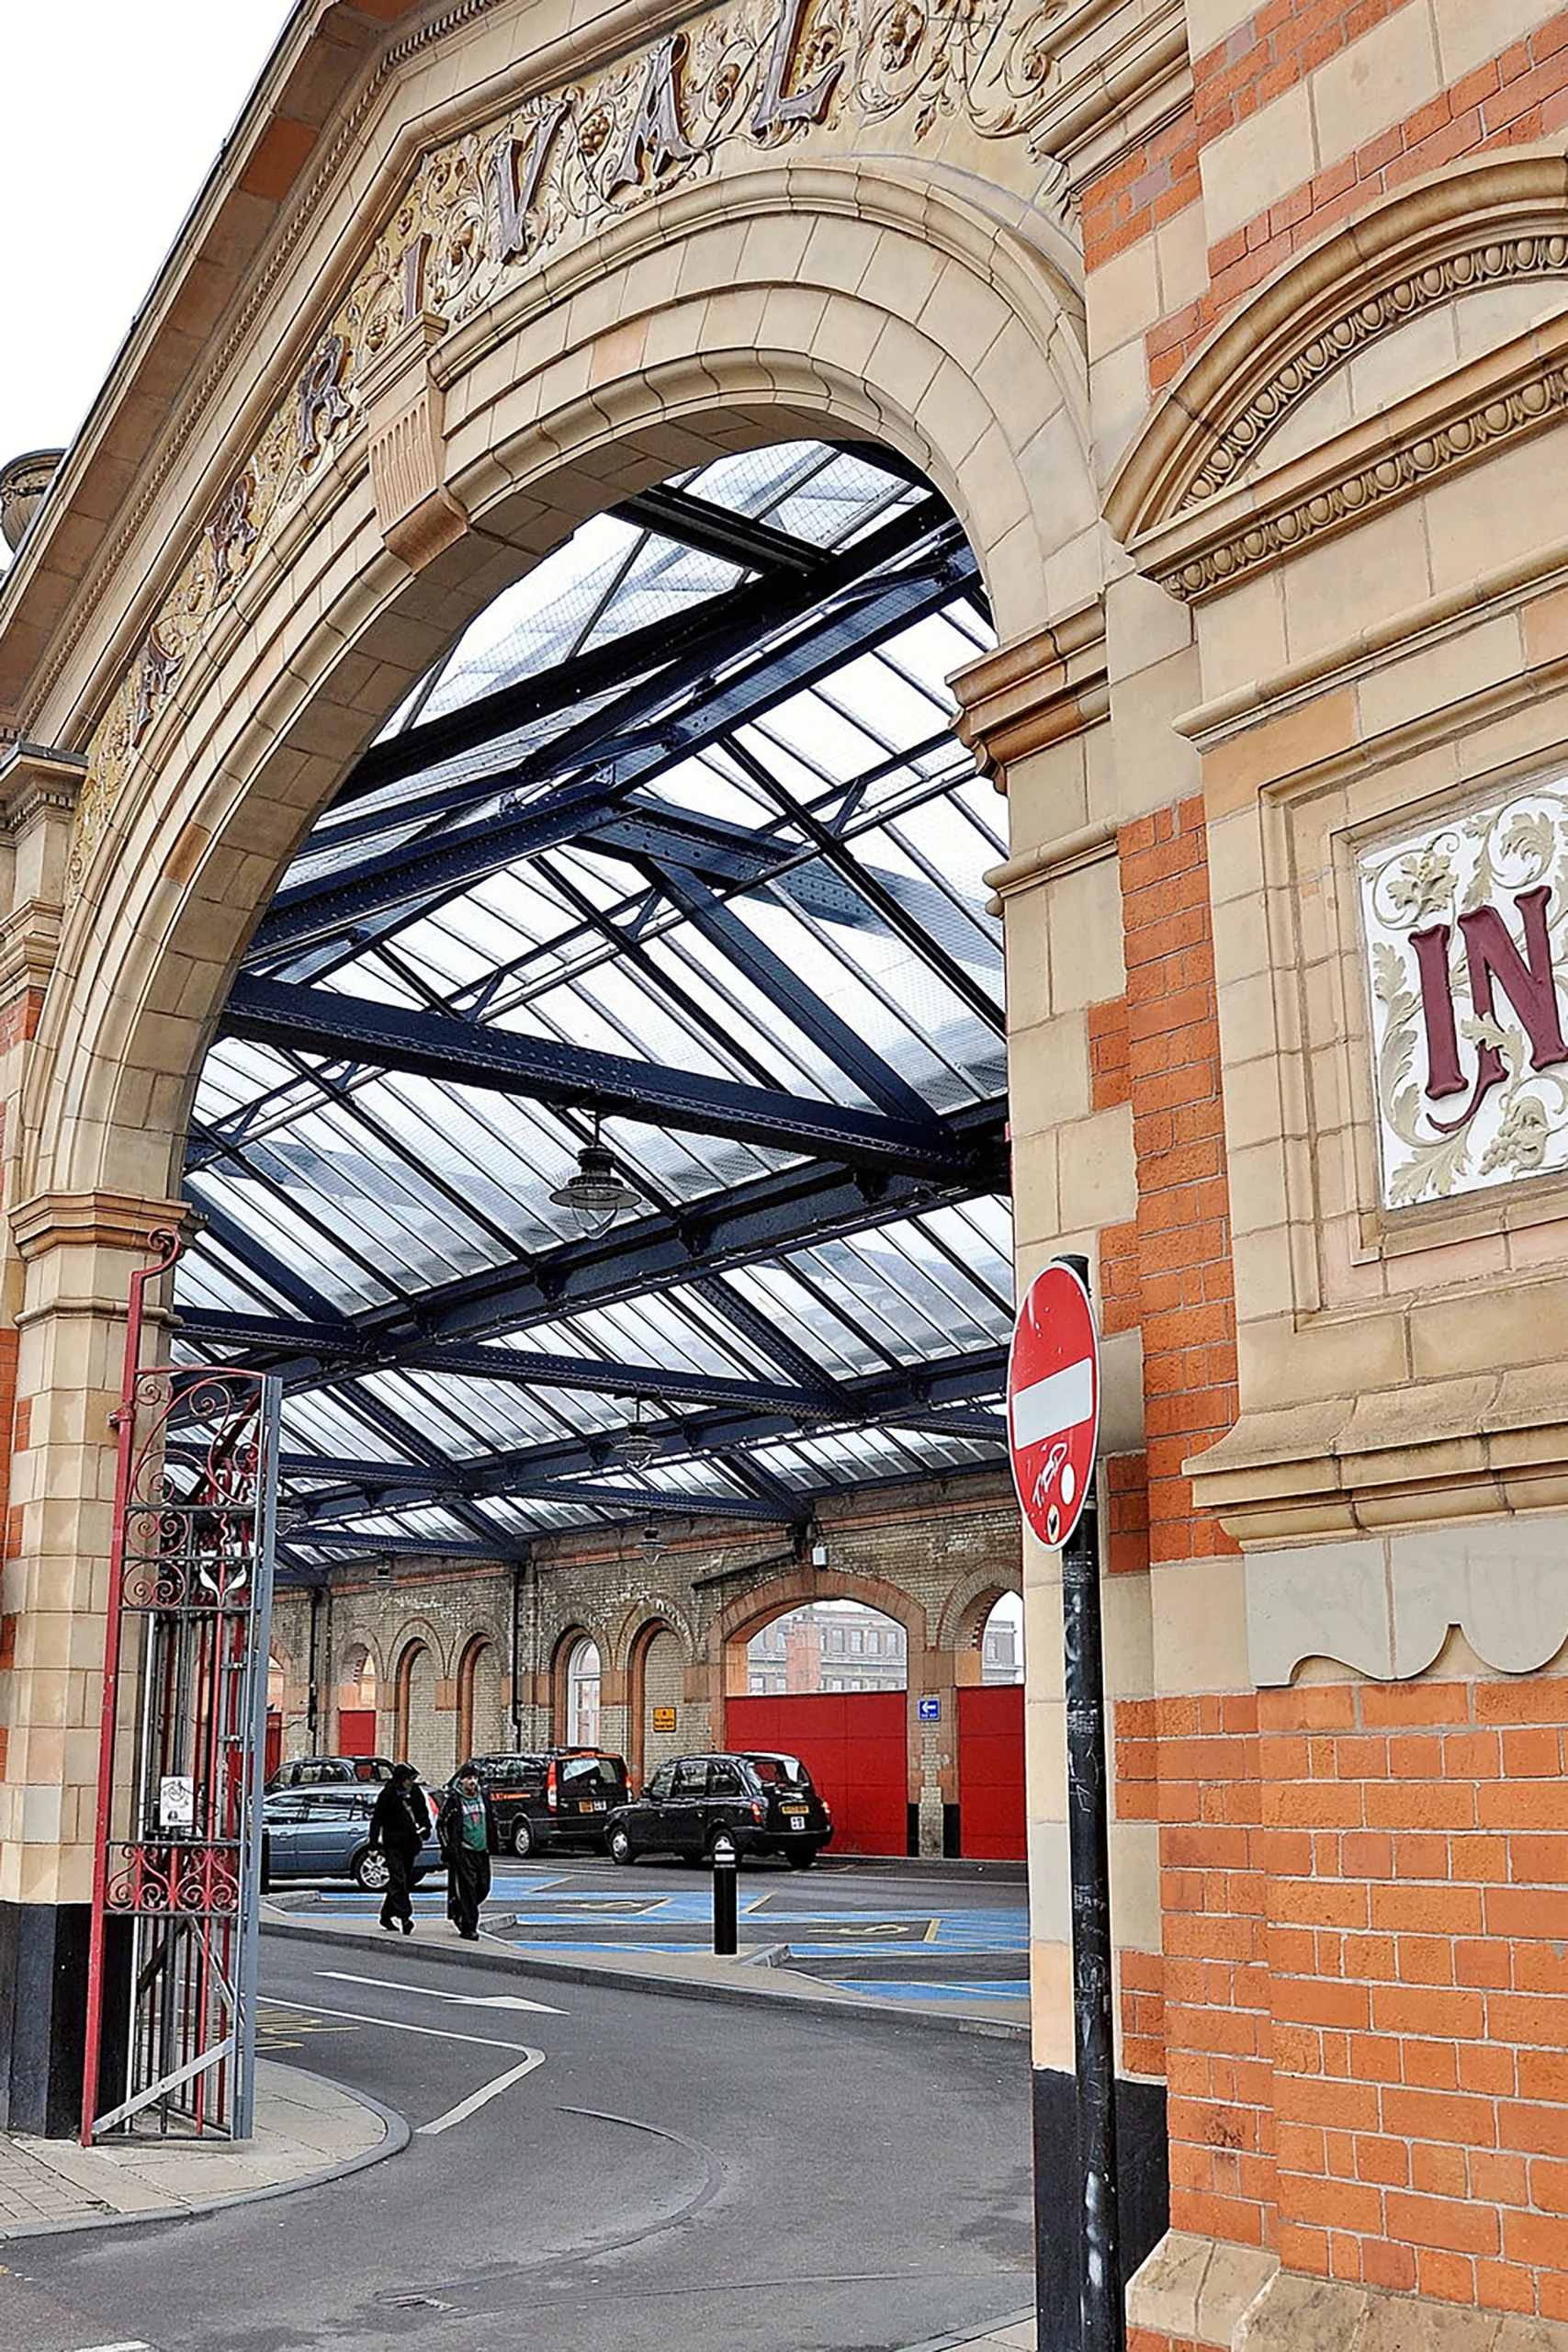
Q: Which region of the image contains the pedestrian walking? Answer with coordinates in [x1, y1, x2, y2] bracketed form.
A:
[368, 1763, 430, 1935]
[437, 1763, 496, 1940]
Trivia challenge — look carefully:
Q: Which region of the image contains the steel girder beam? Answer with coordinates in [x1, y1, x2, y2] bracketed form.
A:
[278, 1532, 525, 1562]
[245, 516, 974, 959]
[185, 1102, 1007, 1352]
[182, 1308, 839, 1415]
[612, 484, 826, 576]
[296, 1472, 783, 1526]
[295, 492, 955, 819]
[220, 975, 965, 1176]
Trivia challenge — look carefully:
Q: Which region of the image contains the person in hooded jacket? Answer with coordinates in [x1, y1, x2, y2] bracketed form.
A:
[436, 1763, 497, 1939]
[367, 1763, 431, 1934]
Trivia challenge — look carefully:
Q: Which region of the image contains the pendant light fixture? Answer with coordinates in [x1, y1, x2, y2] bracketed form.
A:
[618, 1396, 660, 1470]
[549, 1106, 641, 1236]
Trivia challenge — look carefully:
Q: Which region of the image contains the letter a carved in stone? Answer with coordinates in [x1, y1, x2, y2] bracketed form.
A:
[604, 36, 699, 196]
[752, 0, 842, 137]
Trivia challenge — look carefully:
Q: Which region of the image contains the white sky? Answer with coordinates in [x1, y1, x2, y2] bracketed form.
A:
[0, 2, 294, 469]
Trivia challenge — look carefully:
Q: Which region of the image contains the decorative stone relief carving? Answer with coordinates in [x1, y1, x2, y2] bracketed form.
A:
[1183, 232, 1568, 511]
[68, 0, 1073, 892]
[1360, 780, 1568, 1211]
[1246, 1520, 1568, 1686]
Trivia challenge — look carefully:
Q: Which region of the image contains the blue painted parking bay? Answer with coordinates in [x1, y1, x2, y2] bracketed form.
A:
[296, 1868, 1030, 2008]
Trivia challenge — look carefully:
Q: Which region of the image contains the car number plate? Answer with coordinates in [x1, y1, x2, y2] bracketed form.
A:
[580, 1799, 603, 1812]
[784, 1805, 807, 1818]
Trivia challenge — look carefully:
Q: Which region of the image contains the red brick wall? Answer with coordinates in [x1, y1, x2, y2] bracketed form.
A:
[1117, 797, 1241, 1568]
[1144, 1675, 1568, 2323]
[1262, 1678, 1568, 2320]
[1160, 1691, 1277, 2248]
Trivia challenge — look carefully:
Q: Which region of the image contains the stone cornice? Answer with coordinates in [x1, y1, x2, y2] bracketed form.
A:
[0, 742, 85, 833]
[983, 817, 1118, 911]
[10, 1191, 194, 1263]
[1189, 1362, 1568, 1545]
[1132, 308, 1568, 605]
[952, 600, 1108, 775]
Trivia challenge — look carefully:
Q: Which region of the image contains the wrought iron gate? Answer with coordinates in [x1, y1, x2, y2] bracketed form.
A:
[82, 1229, 280, 2143]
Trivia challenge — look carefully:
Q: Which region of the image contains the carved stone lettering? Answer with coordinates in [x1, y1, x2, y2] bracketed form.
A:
[604, 36, 700, 195]
[1361, 786, 1568, 1205]
[207, 471, 258, 597]
[752, 0, 843, 135]
[491, 106, 570, 264]
[296, 334, 354, 463]
[130, 629, 182, 749]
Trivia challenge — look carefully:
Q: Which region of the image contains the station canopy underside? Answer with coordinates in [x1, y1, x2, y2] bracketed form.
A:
[173, 439, 1015, 1582]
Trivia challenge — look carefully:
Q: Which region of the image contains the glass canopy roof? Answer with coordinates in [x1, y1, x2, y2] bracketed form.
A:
[174, 440, 1013, 1577]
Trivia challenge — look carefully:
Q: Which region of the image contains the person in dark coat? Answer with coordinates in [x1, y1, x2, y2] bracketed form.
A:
[436, 1764, 496, 1940]
[368, 1764, 431, 1934]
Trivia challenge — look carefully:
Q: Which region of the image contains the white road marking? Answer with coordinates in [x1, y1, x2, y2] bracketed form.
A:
[318, 1969, 562, 2014]
[69, 2342, 153, 2350]
[416, 2052, 546, 2137]
[261, 1996, 547, 2139]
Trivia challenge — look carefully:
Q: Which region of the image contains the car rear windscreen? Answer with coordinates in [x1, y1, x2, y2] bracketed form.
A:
[558, 1756, 626, 1793]
[747, 1755, 810, 1787]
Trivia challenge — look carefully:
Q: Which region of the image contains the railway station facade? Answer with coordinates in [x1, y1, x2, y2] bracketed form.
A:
[1, 0, 1568, 2345]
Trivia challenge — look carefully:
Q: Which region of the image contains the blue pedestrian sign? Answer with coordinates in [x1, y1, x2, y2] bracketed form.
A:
[918, 1696, 942, 1722]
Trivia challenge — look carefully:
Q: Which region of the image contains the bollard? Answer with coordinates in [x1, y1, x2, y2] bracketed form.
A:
[711, 1831, 738, 1955]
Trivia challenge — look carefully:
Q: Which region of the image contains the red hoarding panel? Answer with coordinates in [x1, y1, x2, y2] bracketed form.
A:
[957, 1683, 1025, 1860]
[726, 1690, 908, 1856]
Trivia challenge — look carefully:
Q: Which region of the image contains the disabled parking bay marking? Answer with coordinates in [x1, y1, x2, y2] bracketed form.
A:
[776, 1919, 938, 1942]
[261, 1996, 546, 2136]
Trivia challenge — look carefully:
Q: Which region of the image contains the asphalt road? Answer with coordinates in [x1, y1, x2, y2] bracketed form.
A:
[2, 1927, 1032, 2352]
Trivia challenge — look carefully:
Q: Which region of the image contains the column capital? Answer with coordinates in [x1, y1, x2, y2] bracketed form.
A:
[10, 1190, 191, 1265]
[951, 598, 1108, 778]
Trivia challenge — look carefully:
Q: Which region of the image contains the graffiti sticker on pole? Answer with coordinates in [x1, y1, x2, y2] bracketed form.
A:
[1007, 1259, 1099, 1550]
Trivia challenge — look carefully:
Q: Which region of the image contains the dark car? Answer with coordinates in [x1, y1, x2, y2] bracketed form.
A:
[456, 1749, 630, 1857]
[605, 1751, 832, 1869]
[260, 1781, 440, 1890]
[265, 1753, 395, 1792]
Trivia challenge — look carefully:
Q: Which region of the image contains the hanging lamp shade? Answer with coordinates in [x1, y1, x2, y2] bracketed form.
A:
[549, 1113, 641, 1236]
[618, 1395, 660, 1469]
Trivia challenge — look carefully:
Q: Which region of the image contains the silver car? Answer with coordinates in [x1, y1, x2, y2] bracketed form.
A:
[261, 1782, 441, 1891]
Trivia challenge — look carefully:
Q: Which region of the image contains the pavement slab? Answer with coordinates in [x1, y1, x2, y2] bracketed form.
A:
[0, 2059, 401, 2241]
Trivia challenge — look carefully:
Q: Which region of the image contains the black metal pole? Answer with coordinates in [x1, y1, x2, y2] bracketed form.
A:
[1058, 1256, 1122, 2352]
[711, 1833, 739, 1955]
[1063, 1495, 1122, 2351]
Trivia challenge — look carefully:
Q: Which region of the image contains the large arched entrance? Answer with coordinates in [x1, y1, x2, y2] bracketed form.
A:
[0, 0, 1098, 2199]
[733, 1597, 909, 1855]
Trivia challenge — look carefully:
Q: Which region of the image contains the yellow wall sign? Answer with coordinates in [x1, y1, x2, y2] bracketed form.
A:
[651, 1706, 677, 1732]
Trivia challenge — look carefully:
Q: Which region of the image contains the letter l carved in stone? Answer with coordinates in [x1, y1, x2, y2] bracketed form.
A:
[753, 0, 843, 135]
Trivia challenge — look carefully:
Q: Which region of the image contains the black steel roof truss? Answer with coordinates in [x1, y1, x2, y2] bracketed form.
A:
[220, 975, 966, 1178]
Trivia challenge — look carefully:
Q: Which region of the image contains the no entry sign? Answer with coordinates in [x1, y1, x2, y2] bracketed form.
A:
[1007, 1259, 1100, 1548]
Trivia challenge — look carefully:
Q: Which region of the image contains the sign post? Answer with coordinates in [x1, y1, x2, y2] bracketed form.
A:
[1008, 1254, 1122, 2352]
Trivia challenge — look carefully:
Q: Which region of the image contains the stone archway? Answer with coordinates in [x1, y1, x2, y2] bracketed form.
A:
[626, 1618, 688, 1785]
[0, 0, 1096, 2141]
[456, 1636, 502, 1762]
[393, 1639, 439, 1775]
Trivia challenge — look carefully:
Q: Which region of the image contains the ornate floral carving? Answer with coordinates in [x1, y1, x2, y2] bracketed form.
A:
[1360, 784, 1568, 1209]
[70, 0, 1070, 890]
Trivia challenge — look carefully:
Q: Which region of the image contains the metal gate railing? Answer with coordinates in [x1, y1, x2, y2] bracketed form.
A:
[82, 1228, 279, 2143]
